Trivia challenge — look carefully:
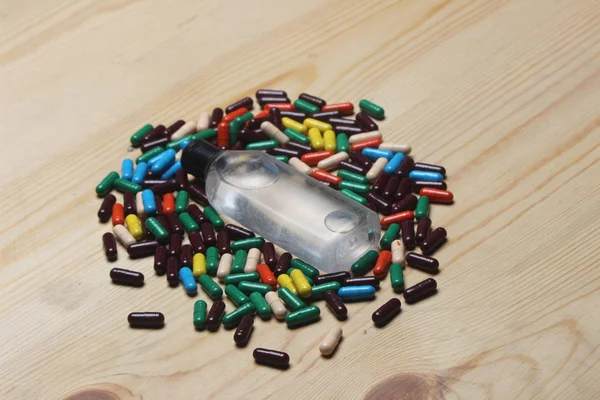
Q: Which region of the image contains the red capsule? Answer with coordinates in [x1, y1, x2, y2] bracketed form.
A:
[162, 193, 175, 214]
[112, 203, 125, 226]
[373, 250, 392, 280]
[217, 121, 230, 148]
[419, 188, 454, 204]
[301, 151, 334, 166]
[380, 211, 414, 228]
[257, 263, 277, 288]
[321, 102, 354, 115]
[311, 169, 342, 185]
[263, 103, 294, 111]
[350, 138, 383, 151]
[223, 107, 249, 123]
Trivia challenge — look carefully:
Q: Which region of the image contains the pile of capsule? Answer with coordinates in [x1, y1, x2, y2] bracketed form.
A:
[96, 90, 453, 369]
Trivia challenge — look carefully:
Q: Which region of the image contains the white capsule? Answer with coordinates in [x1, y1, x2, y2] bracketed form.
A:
[135, 191, 146, 216]
[265, 291, 288, 320]
[244, 248, 262, 273]
[289, 157, 312, 175]
[348, 130, 382, 144]
[319, 326, 343, 356]
[216, 253, 233, 282]
[170, 120, 197, 140]
[378, 143, 411, 154]
[261, 121, 290, 145]
[316, 151, 349, 171]
[113, 225, 136, 248]
[391, 239, 406, 265]
[175, 150, 182, 161]
[196, 111, 211, 131]
[366, 158, 388, 181]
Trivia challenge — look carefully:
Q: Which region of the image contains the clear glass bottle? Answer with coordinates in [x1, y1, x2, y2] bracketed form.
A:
[182, 141, 380, 273]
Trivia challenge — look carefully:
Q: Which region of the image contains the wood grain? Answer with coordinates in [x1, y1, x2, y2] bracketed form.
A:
[1, 0, 600, 398]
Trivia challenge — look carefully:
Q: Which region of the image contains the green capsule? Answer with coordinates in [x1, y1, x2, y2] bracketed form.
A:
[283, 128, 310, 145]
[198, 274, 223, 300]
[290, 259, 319, 278]
[136, 146, 164, 164]
[310, 282, 341, 300]
[249, 292, 271, 320]
[206, 247, 220, 276]
[390, 263, 405, 293]
[231, 237, 265, 251]
[190, 128, 217, 142]
[113, 178, 142, 193]
[359, 99, 385, 120]
[239, 281, 272, 296]
[234, 112, 254, 125]
[223, 271, 258, 286]
[274, 155, 289, 163]
[415, 196, 430, 219]
[222, 302, 255, 328]
[229, 120, 242, 144]
[294, 99, 320, 114]
[336, 133, 349, 153]
[230, 250, 248, 274]
[193, 300, 207, 330]
[166, 137, 187, 151]
[286, 268, 314, 286]
[203, 206, 224, 229]
[340, 188, 367, 205]
[96, 171, 119, 197]
[351, 250, 380, 275]
[278, 287, 307, 311]
[175, 190, 189, 214]
[337, 169, 368, 184]
[225, 284, 250, 307]
[178, 212, 199, 232]
[130, 123, 154, 147]
[285, 305, 320, 328]
[380, 223, 401, 250]
[145, 217, 169, 243]
[338, 181, 370, 194]
[246, 140, 278, 150]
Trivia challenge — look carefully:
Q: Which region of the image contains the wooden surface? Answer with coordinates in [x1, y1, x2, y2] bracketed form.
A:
[1, 0, 600, 398]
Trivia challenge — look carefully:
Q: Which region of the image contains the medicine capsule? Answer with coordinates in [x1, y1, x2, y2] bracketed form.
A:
[244, 248, 261, 273]
[420, 227, 447, 255]
[348, 131, 382, 144]
[415, 196, 430, 219]
[179, 267, 197, 295]
[224, 272, 259, 286]
[124, 214, 142, 240]
[406, 252, 439, 274]
[389, 263, 405, 292]
[362, 148, 393, 161]
[217, 230, 231, 255]
[217, 121, 230, 148]
[404, 278, 437, 304]
[192, 253, 207, 278]
[286, 268, 315, 286]
[350, 150, 374, 169]
[380, 211, 414, 228]
[394, 177, 411, 201]
[351, 250, 379, 276]
[336, 170, 367, 185]
[97, 193, 116, 222]
[159, 193, 174, 214]
[128, 312, 164, 329]
[409, 170, 443, 182]
[380, 223, 400, 250]
[141, 189, 157, 215]
[277, 274, 298, 295]
[150, 149, 176, 174]
[283, 128, 310, 145]
[113, 224, 136, 248]
[193, 300, 207, 330]
[112, 203, 125, 226]
[249, 292, 272, 320]
[233, 314, 254, 347]
[231, 237, 265, 251]
[261, 242, 278, 270]
[391, 239, 406, 265]
[226, 284, 250, 306]
[180, 244, 193, 268]
[260, 121, 290, 145]
[179, 212, 199, 232]
[392, 195, 418, 214]
[206, 247, 219, 276]
[310, 282, 341, 300]
[339, 181, 369, 194]
[128, 240, 159, 259]
[198, 274, 223, 300]
[96, 171, 120, 197]
[166, 256, 179, 287]
[319, 326, 343, 356]
[384, 153, 405, 174]
[253, 348, 290, 368]
[201, 222, 216, 245]
[110, 267, 143, 286]
[285, 305, 320, 328]
[174, 190, 188, 214]
[366, 158, 388, 181]
[136, 145, 164, 164]
[134, 192, 146, 217]
[322, 130, 336, 152]
[278, 287, 306, 311]
[373, 250, 392, 280]
[290, 269, 312, 298]
[222, 302, 256, 329]
[379, 143, 411, 154]
[170, 120, 197, 141]
[338, 285, 376, 301]
[224, 224, 254, 240]
[322, 102, 354, 115]
[206, 300, 226, 331]
[344, 276, 380, 289]
[340, 189, 367, 205]
[293, 99, 319, 114]
[188, 231, 206, 254]
[144, 217, 169, 243]
[201, 206, 223, 229]
[401, 220, 415, 250]
[415, 216, 431, 245]
[230, 249, 247, 274]
[290, 259, 319, 278]
[372, 298, 401, 327]
[349, 137, 383, 152]
[238, 281, 272, 296]
[217, 253, 233, 281]
[280, 117, 307, 134]
[412, 180, 447, 191]
[102, 232, 118, 262]
[307, 127, 324, 150]
[196, 111, 210, 131]
[419, 188, 453, 204]
[316, 151, 348, 171]
[257, 263, 277, 288]
[359, 99, 385, 120]
[264, 291, 287, 320]
[311, 169, 341, 185]
[313, 271, 350, 286]
[324, 290, 347, 320]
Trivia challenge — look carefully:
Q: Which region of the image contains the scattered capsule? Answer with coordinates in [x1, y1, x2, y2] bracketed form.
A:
[125, 214, 143, 240]
[404, 278, 437, 304]
[257, 263, 277, 288]
[380, 223, 400, 250]
[277, 274, 298, 295]
[145, 217, 169, 243]
[261, 121, 290, 145]
[348, 131, 382, 144]
[401, 220, 416, 250]
[96, 171, 120, 196]
[222, 302, 255, 329]
[231, 237, 265, 251]
[307, 127, 324, 150]
[366, 158, 388, 181]
[321, 102, 354, 115]
[316, 151, 348, 171]
[389, 263, 405, 292]
[226, 284, 250, 307]
[290, 259, 319, 278]
[179, 212, 199, 232]
[217, 253, 233, 282]
[135, 192, 146, 216]
[278, 287, 307, 311]
[206, 300, 226, 331]
[206, 247, 219, 276]
[380, 211, 414, 228]
[419, 188, 453, 203]
[373, 250, 392, 280]
[199, 274, 223, 300]
[320, 326, 343, 356]
[340, 189, 367, 205]
[285, 305, 320, 328]
[359, 99, 385, 120]
[323, 130, 336, 152]
[102, 232, 118, 262]
[121, 159, 134, 181]
[179, 267, 197, 295]
[244, 248, 262, 273]
[249, 292, 272, 320]
[192, 253, 207, 278]
[379, 143, 411, 154]
[324, 290, 347, 320]
[338, 285, 376, 301]
[234, 314, 255, 347]
[230, 249, 248, 274]
[406, 252, 439, 274]
[290, 269, 312, 298]
[128, 312, 164, 329]
[301, 151, 334, 166]
[110, 268, 144, 286]
[193, 300, 207, 330]
[253, 348, 290, 368]
[372, 298, 401, 327]
[415, 196, 430, 219]
[351, 250, 379, 276]
[112, 203, 125, 226]
[384, 152, 405, 174]
[344, 276, 380, 289]
[224, 272, 259, 286]
[391, 239, 406, 265]
[408, 170, 443, 181]
[310, 282, 342, 300]
[113, 224, 136, 247]
[421, 227, 447, 255]
[154, 246, 167, 275]
[265, 291, 288, 320]
[350, 138, 383, 152]
[197, 111, 210, 131]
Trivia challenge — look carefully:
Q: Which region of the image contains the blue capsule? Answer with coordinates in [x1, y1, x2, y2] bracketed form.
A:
[161, 160, 182, 180]
[148, 150, 166, 167]
[150, 149, 176, 173]
[141, 189, 157, 215]
[408, 170, 444, 182]
[362, 148, 393, 161]
[121, 159, 134, 181]
[338, 285, 376, 301]
[384, 153, 405, 174]
[180, 140, 191, 149]
[179, 267, 198, 295]
[132, 162, 148, 184]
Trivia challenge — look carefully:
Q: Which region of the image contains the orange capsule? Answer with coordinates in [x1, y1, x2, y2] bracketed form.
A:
[264, 103, 294, 111]
[419, 188, 454, 203]
[321, 102, 354, 115]
[380, 211, 414, 228]
[257, 263, 277, 288]
[373, 250, 392, 280]
[217, 121, 230, 148]
[311, 169, 342, 185]
[301, 151, 334, 166]
[350, 138, 383, 151]
[162, 193, 175, 214]
[222, 107, 249, 123]
[253, 110, 269, 119]
[112, 203, 124, 226]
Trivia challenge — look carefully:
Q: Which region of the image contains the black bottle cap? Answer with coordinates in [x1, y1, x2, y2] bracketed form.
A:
[181, 140, 223, 180]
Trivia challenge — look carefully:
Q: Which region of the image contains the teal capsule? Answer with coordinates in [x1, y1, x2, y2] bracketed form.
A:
[96, 171, 119, 197]
[278, 287, 307, 311]
[239, 281, 272, 296]
[175, 191, 189, 213]
[246, 140, 279, 150]
[340, 189, 367, 205]
[226, 284, 250, 306]
[222, 302, 255, 328]
[338, 181, 370, 194]
[351, 250, 379, 275]
[136, 146, 164, 164]
[283, 128, 311, 145]
[130, 124, 154, 147]
[223, 272, 259, 286]
[359, 99, 385, 120]
[337, 169, 368, 184]
[231, 237, 265, 251]
[230, 250, 248, 274]
[198, 274, 223, 299]
[145, 217, 169, 243]
[203, 206, 224, 229]
[179, 267, 197, 295]
[380, 223, 400, 250]
[274, 155, 289, 163]
[285, 305, 320, 328]
[415, 196, 430, 219]
[294, 99, 320, 114]
[249, 292, 271, 320]
[390, 263, 405, 292]
[290, 259, 319, 278]
[286, 268, 314, 286]
[310, 282, 342, 300]
[193, 300, 207, 330]
[113, 178, 142, 193]
[336, 133, 349, 153]
[178, 212, 199, 232]
[206, 247, 219, 276]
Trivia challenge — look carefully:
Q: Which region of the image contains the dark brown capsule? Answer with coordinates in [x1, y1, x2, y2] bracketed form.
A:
[156, 215, 171, 234]
[141, 137, 168, 153]
[280, 110, 307, 122]
[267, 147, 300, 158]
[415, 217, 432, 245]
[103, 232, 118, 262]
[401, 220, 415, 250]
[97, 193, 116, 222]
[394, 177, 412, 201]
[217, 230, 231, 255]
[397, 156, 415, 178]
[404, 278, 437, 304]
[392, 194, 418, 213]
[110, 268, 144, 286]
[206, 300, 226, 331]
[167, 256, 179, 286]
[180, 244, 193, 268]
[150, 179, 178, 195]
[299, 93, 326, 108]
[311, 110, 341, 121]
[253, 348, 290, 368]
[142, 124, 167, 143]
[168, 234, 182, 257]
[123, 191, 136, 216]
[188, 231, 206, 253]
[175, 169, 189, 190]
[154, 245, 167, 275]
[209, 107, 224, 128]
[238, 128, 270, 143]
[339, 160, 367, 175]
[256, 89, 287, 98]
[128, 312, 164, 329]
[356, 112, 379, 131]
[365, 202, 378, 213]
[188, 184, 209, 206]
[166, 120, 186, 138]
[334, 125, 362, 135]
[226, 97, 253, 114]
[372, 171, 390, 194]
[366, 192, 392, 215]
[414, 162, 446, 177]
[127, 240, 159, 259]
[383, 176, 400, 199]
[313, 271, 350, 286]
[274, 252, 292, 277]
[344, 276, 381, 289]
[350, 151, 373, 169]
[412, 180, 447, 191]
[187, 204, 207, 225]
[247, 116, 270, 130]
[166, 213, 184, 236]
[420, 227, 447, 255]
[233, 314, 254, 347]
[257, 96, 290, 107]
[201, 222, 217, 246]
[154, 195, 163, 216]
[285, 141, 312, 155]
[372, 298, 401, 327]
[142, 179, 167, 189]
[406, 252, 439, 274]
[324, 290, 348, 320]
[269, 107, 283, 131]
[225, 224, 255, 240]
[328, 117, 358, 127]
[262, 242, 278, 270]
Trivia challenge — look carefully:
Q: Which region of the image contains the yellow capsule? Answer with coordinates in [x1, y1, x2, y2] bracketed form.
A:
[125, 214, 143, 240]
[323, 130, 336, 152]
[193, 253, 207, 278]
[282, 117, 307, 134]
[304, 118, 332, 132]
[308, 127, 324, 150]
[277, 274, 298, 295]
[290, 269, 312, 298]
